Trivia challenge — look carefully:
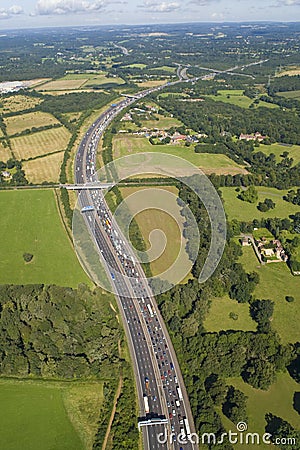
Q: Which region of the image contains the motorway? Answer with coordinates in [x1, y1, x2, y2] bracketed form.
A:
[74, 85, 198, 450]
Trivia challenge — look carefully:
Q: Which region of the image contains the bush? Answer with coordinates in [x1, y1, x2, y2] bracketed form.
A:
[229, 312, 238, 320]
[23, 252, 33, 262]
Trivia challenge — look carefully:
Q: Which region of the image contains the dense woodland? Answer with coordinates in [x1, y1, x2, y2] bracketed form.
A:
[0, 284, 122, 379]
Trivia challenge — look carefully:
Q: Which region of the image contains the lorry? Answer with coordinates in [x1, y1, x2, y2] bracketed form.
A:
[177, 386, 183, 401]
[147, 303, 154, 318]
[143, 395, 149, 414]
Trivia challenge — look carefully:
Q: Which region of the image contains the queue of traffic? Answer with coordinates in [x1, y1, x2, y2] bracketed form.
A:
[75, 82, 197, 449]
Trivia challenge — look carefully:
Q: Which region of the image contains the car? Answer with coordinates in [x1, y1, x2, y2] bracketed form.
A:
[172, 409, 176, 416]
[169, 412, 173, 419]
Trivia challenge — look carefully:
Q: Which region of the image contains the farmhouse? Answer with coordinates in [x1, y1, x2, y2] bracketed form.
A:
[1, 170, 11, 178]
[241, 236, 251, 246]
[255, 237, 288, 263]
[239, 132, 267, 142]
[120, 113, 133, 122]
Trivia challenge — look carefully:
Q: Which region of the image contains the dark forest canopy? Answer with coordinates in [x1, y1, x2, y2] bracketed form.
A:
[0, 284, 122, 379]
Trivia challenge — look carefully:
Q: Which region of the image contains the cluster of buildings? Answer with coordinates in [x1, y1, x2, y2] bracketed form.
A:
[243, 235, 288, 263]
[120, 105, 205, 144]
[0, 170, 11, 179]
[0, 81, 27, 94]
[239, 132, 267, 142]
[257, 238, 288, 263]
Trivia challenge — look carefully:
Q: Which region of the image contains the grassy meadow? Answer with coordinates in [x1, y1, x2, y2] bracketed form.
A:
[0, 189, 91, 287]
[119, 186, 191, 283]
[36, 72, 125, 92]
[5, 111, 60, 136]
[208, 89, 253, 108]
[218, 372, 300, 450]
[221, 186, 300, 221]
[36, 79, 88, 91]
[113, 135, 246, 174]
[23, 151, 64, 183]
[11, 126, 71, 160]
[0, 95, 42, 114]
[239, 245, 300, 344]
[0, 378, 103, 450]
[280, 90, 300, 99]
[204, 295, 256, 332]
[0, 141, 12, 160]
[208, 90, 279, 109]
[254, 142, 300, 165]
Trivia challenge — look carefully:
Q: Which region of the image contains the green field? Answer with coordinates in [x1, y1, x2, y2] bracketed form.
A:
[113, 135, 246, 174]
[36, 72, 125, 91]
[123, 63, 147, 69]
[254, 142, 300, 165]
[119, 186, 190, 283]
[0, 189, 91, 287]
[239, 245, 300, 344]
[208, 90, 279, 109]
[218, 372, 300, 450]
[221, 186, 300, 221]
[204, 295, 256, 332]
[11, 126, 71, 160]
[141, 113, 183, 129]
[280, 89, 300, 99]
[0, 95, 42, 114]
[5, 111, 60, 136]
[0, 379, 103, 450]
[150, 65, 176, 73]
[208, 90, 253, 108]
[23, 151, 64, 183]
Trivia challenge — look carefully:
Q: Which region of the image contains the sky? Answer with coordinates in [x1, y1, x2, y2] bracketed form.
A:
[0, 0, 299, 29]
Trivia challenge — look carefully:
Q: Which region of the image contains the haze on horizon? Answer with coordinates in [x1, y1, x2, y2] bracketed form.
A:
[0, 0, 299, 30]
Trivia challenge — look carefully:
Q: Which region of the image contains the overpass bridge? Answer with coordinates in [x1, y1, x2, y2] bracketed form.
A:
[60, 183, 114, 190]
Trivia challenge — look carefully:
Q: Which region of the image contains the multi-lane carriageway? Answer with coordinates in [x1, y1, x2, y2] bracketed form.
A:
[74, 85, 198, 450]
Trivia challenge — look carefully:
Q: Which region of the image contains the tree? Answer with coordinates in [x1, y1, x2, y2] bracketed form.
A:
[265, 413, 300, 449]
[205, 374, 228, 406]
[250, 299, 274, 332]
[238, 186, 258, 204]
[243, 358, 276, 390]
[257, 198, 276, 212]
[23, 253, 33, 263]
[222, 386, 248, 424]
